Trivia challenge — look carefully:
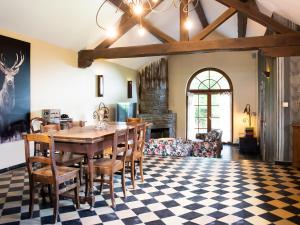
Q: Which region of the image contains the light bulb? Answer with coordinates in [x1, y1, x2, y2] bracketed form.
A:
[106, 27, 117, 38]
[133, 4, 144, 15]
[152, 0, 159, 3]
[184, 18, 193, 30]
[138, 26, 146, 36]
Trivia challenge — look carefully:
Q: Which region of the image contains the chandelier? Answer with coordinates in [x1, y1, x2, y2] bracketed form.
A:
[96, 0, 200, 38]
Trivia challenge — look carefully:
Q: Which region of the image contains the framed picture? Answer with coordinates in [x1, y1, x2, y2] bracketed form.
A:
[0, 35, 30, 143]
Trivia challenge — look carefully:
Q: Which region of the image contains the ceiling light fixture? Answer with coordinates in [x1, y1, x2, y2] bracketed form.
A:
[96, 0, 199, 38]
[184, 18, 193, 30]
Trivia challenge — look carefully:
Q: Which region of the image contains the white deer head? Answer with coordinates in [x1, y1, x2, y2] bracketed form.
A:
[0, 52, 24, 86]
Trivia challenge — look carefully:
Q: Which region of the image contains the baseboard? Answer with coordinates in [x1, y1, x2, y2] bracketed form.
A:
[274, 161, 293, 166]
[0, 163, 26, 174]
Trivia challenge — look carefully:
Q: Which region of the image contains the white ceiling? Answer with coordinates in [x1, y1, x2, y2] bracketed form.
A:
[0, 0, 299, 70]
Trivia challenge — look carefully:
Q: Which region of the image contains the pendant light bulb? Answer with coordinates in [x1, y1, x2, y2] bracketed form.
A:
[138, 25, 146, 36]
[184, 18, 193, 30]
[133, 4, 144, 15]
[106, 27, 117, 38]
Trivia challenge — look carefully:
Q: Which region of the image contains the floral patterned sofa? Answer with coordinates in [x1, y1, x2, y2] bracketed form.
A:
[144, 137, 221, 158]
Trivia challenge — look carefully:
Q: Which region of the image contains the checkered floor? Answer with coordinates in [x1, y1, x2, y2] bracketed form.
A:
[0, 157, 300, 225]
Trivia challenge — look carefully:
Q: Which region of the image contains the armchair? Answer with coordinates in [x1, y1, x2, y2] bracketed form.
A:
[195, 129, 223, 158]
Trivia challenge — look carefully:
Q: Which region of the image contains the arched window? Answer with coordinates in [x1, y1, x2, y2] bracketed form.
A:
[186, 68, 233, 142]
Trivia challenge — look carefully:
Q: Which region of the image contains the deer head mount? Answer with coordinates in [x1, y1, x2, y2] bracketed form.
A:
[0, 52, 24, 86]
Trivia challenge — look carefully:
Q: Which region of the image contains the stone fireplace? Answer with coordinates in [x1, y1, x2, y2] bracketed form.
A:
[137, 58, 176, 139]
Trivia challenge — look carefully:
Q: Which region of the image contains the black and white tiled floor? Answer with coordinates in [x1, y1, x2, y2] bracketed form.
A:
[0, 156, 300, 225]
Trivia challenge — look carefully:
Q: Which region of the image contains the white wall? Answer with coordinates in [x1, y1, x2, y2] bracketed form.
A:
[0, 28, 137, 170]
[168, 51, 258, 143]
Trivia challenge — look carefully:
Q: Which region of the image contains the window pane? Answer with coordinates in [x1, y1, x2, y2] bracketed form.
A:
[190, 79, 200, 89]
[193, 94, 207, 105]
[210, 82, 221, 90]
[198, 118, 207, 129]
[195, 106, 207, 118]
[196, 128, 207, 134]
[218, 77, 230, 89]
[196, 71, 209, 81]
[211, 106, 220, 117]
[211, 118, 221, 129]
[209, 70, 223, 81]
[211, 94, 220, 105]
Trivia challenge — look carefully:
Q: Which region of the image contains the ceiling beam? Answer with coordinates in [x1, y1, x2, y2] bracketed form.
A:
[262, 46, 300, 57]
[141, 20, 177, 43]
[192, 0, 208, 28]
[180, 0, 189, 41]
[191, 7, 237, 41]
[95, 0, 162, 50]
[77, 34, 300, 62]
[215, 0, 295, 34]
[238, 12, 247, 37]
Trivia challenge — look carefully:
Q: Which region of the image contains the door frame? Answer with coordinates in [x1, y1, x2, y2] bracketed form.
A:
[186, 68, 234, 142]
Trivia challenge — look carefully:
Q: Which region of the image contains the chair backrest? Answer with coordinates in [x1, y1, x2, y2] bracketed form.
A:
[111, 129, 129, 163]
[30, 117, 46, 133]
[126, 117, 143, 123]
[133, 123, 146, 157]
[41, 124, 61, 132]
[24, 133, 58, 181]
[68, 120, 86, 128]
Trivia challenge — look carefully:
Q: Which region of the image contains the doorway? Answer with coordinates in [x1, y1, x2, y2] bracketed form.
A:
[187, 68, 233, 142]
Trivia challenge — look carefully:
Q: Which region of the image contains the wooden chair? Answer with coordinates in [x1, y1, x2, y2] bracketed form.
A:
[24, 133, 80, 223]
[118, 123, 146, 189]
[42, 124, 85, 184]
[127, 117, 143, 123]
[30, 117, 47, 156]
[85, 129, 129, 209]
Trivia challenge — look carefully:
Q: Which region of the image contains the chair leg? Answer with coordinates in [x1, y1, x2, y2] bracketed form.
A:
[29, 181, 35, 218]
[84, 172, 88, 198]
[99, 174, 104, 194]
[131, 161, 136, 189]
[53, 185, 59, 224]
[74, 174, 80, 209]
[109, 175, 115, 209]
[121, 167, 126, 199]
[139, 157, 144, 183]
[79, 162, 83, 185]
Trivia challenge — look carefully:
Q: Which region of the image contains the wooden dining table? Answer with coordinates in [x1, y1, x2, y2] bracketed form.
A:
[51, 122, 136, 208]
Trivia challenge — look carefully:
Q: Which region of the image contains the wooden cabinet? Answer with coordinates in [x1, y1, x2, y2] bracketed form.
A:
[292, 124, 300, 168]
[239, 137, 258, 154]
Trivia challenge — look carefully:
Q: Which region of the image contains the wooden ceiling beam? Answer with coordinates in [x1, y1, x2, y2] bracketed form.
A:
[95, 0, 162, 50]
[238, 12, 247, 37]
[262, 46, 300, 57]
[215, 0, 294, 34]
[191, 7, 237, 41]
[140, 19, 177, 43]
[77, 34, 300, 62]
[180, 0, 189, 41]
[192, 0, 208, 28]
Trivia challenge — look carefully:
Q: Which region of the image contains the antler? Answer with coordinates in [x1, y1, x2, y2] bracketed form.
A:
[0, 52, 24, 76]
[11, 52, 24, 71]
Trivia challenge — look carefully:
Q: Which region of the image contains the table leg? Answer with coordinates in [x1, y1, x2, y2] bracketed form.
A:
[87, 153, 95, 209]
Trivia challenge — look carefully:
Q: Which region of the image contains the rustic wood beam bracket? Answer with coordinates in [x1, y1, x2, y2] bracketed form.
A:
[192, 0, 208, 28]
[78, 50, 94, 68]
[191, 7, 237, 41]
[215, 0, 295, 34]
[238, 12, 247, 37]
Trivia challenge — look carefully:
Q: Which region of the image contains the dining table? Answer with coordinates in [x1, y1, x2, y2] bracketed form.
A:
[51, 122, 136, 208]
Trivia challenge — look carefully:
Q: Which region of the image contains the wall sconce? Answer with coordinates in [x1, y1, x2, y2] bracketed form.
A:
[96, 75, 104, 97]
[127, 80, 132, 98]
[263, 71, 270, 79]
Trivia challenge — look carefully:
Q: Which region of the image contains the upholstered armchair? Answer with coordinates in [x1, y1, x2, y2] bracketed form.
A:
[195, 129, 223, 158]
